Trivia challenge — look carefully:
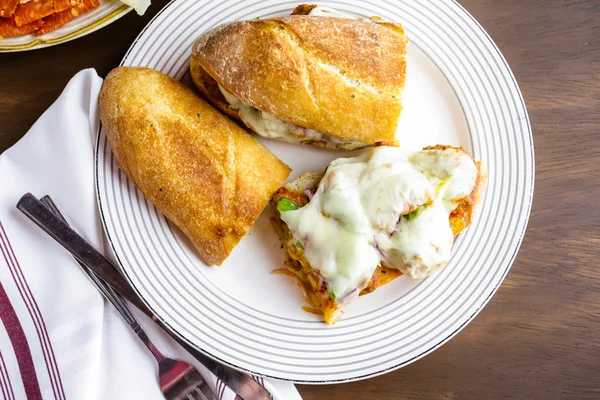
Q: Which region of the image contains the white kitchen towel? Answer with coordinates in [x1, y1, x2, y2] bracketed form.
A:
[0, 69, 301, 400]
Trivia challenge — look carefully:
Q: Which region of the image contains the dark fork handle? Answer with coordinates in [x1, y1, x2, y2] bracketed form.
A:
[39, 196, 219, 400]
[17, 193, 272, 400]
[39, 196, 167, 358]
[17, 193, 147, 309]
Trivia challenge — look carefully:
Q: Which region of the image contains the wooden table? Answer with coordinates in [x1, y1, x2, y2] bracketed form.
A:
[1, 1, 599, 398]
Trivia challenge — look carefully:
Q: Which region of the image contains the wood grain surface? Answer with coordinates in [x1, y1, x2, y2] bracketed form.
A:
[1, 1, 599, 399]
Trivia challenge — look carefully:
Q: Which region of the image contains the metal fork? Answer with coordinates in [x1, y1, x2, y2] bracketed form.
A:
[17, 193, 272, 400]
[39, 196, 218, 400]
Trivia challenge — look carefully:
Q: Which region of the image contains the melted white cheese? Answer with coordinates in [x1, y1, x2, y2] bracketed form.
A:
[378, 202, 454, 279]
[307, 6, 382, 22]
[307, 7, 358, 19]
[119, 0, 150, 15]
[219, 83, 368, 149]
[280, 146, 478, 302]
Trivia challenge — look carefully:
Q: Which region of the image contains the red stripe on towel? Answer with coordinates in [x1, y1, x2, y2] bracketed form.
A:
[217, 378, 225, 400]
[0, 352, 10, 400]
[0, 222, 65, 400]
[0, 351, 15, 400]
[0, 281, 42, 400]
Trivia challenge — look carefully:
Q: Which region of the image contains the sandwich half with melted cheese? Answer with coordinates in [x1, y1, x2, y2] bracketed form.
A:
[271, 145, 486, 325]
[189, 5, 407, 150]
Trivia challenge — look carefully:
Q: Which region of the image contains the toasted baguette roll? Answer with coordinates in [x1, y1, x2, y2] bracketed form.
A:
[190, 14, 407, 150]
[99, 67, 291, 266]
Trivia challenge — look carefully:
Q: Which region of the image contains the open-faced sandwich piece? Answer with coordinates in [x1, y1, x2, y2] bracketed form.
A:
[189, 5, 407, 150]
[271, 145, 486, 325]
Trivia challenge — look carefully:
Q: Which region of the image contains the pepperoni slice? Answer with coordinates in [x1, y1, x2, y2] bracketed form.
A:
[0, 16, 42, 38]
[35, 7, 70, 34]
[35, 0, 98, 35]
[78, 0, 99, 11]
[0, 0, 19, 17]
[52, 0, 76, 12]
[13, 0, 53, 27]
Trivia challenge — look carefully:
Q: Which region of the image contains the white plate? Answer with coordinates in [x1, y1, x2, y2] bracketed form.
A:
[95, 0, 534, 383]
[0, 0, 131, 52]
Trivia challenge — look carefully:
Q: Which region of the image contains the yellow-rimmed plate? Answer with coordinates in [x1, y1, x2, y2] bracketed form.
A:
[0, 0, 131, 52]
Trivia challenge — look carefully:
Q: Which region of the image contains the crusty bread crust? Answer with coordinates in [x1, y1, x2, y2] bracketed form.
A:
[188, 4, 318, 120]
[191, 16, 407, 145]
[282, 172, 324, 194]
[99, 67, 291, 266]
